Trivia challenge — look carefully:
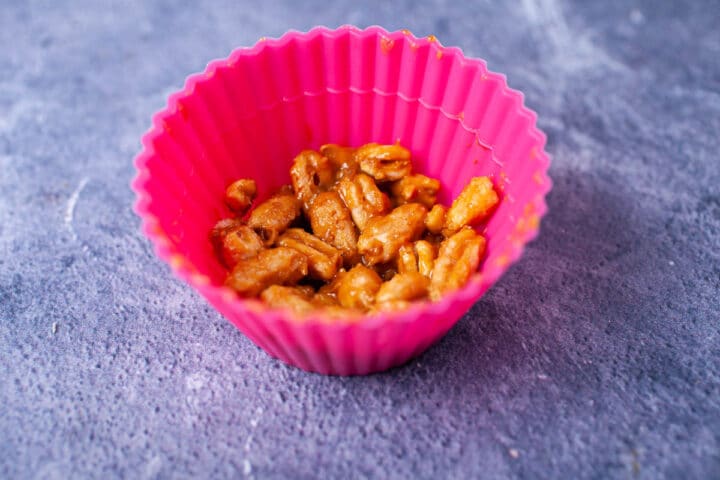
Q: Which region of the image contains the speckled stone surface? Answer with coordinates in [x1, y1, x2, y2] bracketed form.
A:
[1, 1, 719, 478]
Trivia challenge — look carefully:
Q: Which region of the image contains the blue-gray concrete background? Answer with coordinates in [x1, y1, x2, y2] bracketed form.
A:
[1, 1, 719, 478]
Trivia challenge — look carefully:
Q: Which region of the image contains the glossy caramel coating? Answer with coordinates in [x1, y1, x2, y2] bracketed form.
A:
[375, 272, 429, 304]
[397, 240, 436, 278]
[247, 186, 301, 245]
[424, 204, 446, 235]
[336, 173, 390, 230]
[224, 178, 257, 214]
[443, 176, 499, 235]
[308, 191, 358, 264]
[319, 144, 359, 180]
[357, 203, 427, 266]
[210, 218, 263, 268]
[355, 143, 412, 182]
[277, 228, 342, 281]
[260, 285, 315, 315]
[290, 150, 335, 211]
[390, 174, 440, 208]
[225, 247, 308, 297]
[429, 227, 486, 300]
[336, 265, 383, 311]
[212, 143, 498, 316]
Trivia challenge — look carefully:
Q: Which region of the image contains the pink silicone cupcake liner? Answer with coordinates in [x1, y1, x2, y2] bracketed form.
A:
[131, 26, 552, 375]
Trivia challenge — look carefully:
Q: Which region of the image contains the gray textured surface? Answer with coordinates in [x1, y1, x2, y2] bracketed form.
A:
[1, 0, 719, 478]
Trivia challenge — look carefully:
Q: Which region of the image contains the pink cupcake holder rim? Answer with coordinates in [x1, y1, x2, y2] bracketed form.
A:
[131, 25, 551, 341]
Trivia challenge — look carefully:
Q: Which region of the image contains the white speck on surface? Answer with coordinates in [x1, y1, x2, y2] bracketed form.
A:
[185, 373, 205, 390]
[0, 98, 44, 132]
[64, 177, 89, 240]
[520, 0, 628, 74]
[538, 373, 549, 380]
[142, 455, 163, 480]
[509, 448, 520, 459]
[242, 407, 263, 478]
[51, 322, 57, 335]
[669, 260, 675, 266]
[244, 407, 264, 451]
[630, 9, 644, 24]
